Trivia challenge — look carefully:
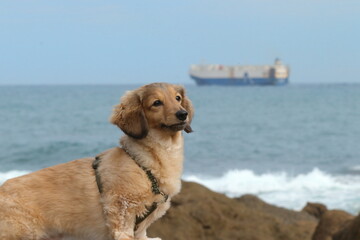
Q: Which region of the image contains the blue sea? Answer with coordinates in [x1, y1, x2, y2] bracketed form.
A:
[1, 84, 360, 214]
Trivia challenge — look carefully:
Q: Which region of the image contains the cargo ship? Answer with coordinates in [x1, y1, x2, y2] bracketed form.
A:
[189, 59, 289, 86]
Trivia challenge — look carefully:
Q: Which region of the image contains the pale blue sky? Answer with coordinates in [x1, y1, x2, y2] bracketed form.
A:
[1, 0, 359, 85]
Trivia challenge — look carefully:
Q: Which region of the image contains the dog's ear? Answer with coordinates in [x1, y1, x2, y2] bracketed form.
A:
[110, 90, 149, 139]
[179, 87, 194, 133]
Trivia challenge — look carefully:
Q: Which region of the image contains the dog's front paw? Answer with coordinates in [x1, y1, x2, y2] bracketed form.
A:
[116, 236, 134, 240]
[114, 231, 134, 240]
[137, 238, 161, 240]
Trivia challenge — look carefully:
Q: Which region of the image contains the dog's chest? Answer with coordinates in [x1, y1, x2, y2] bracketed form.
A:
[156, 149, 183, 197]
[121, 134, 184, 197]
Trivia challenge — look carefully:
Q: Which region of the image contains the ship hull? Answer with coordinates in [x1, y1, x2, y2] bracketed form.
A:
[191, 76, 289, 86]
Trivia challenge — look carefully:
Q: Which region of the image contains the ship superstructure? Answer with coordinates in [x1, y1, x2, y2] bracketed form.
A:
[189, 59, 289, 86]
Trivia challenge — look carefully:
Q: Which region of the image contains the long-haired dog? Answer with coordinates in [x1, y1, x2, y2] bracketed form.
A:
[0, 82, 194, 240]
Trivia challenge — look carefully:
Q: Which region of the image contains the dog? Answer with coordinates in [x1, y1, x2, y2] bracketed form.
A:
[0, 82, 194, 240]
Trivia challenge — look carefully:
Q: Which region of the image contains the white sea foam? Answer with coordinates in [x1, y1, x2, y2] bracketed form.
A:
[184, 168, 360, 214]
[350, 165, 360, 171]
[0, 170, 30, 185]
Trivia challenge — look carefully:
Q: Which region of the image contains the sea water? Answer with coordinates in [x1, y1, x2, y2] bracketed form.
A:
[1, 84, 360, 214]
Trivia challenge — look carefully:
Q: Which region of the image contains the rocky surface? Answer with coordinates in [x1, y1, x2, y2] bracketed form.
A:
[311, 210, 354, 240]
[148, 181, 360, 240]
[302, 202, 328, 219]
[148, 181, 318, 240]
[333, 214, 360, 240]
[302, 202, 360, 240]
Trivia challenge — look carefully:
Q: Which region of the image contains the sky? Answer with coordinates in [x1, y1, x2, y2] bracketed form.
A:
[0, 0, 359, 85]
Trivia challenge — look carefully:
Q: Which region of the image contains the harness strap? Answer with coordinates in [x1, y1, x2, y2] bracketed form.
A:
[92, 156, 103, 194]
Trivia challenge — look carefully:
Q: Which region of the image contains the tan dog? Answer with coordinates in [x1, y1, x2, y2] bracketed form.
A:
[0, 83, 194, 240]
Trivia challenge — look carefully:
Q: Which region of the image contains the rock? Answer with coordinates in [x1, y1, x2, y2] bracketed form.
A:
[148, 181, 318, 240]
[333, 214, 360, 240]
[302, 202, 328, 219]
[311, 210, 354, 240]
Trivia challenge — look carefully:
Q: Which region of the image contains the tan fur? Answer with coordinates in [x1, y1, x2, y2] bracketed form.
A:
[0, 83, 194, 240]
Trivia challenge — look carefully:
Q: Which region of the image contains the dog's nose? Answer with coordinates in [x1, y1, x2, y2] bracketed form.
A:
[176, 110, 188, 121]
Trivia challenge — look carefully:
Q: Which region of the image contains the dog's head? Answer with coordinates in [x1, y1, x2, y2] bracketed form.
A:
[110, 83, 194, 139]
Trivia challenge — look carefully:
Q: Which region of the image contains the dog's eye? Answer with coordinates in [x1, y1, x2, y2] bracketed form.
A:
[176, 96, 182, 102]
[153, 100, 163, 107]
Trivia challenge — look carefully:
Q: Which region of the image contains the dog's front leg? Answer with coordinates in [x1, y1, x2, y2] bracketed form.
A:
[134, 201, 170, 240]
[103, 196, 138, 240]
[107, 212, 135, 240]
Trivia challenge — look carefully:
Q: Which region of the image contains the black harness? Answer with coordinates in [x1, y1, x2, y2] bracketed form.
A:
[92, 155, 168, 229]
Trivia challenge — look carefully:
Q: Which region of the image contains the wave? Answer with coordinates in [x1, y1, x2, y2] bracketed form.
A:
[184, 168, 360, 214]
[0, 170, 30, 185]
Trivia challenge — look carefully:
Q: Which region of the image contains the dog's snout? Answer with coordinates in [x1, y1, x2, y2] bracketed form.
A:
[175, 110, 188, 121]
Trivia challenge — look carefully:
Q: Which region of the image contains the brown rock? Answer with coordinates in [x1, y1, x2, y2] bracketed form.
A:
[148, 181, 318, 240]
[333, 214, 360, 240]
[311, 210, 354, 240]
[302, 202, 328, 219]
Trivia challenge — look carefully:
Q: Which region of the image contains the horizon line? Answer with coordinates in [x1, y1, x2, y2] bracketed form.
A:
[0, 82, 360, 87]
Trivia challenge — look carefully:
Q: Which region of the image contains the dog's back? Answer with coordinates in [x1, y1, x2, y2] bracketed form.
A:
[0, 158, 108, 240]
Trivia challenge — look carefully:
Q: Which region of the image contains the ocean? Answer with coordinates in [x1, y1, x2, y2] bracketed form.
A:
[1, 84, 360, 214]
